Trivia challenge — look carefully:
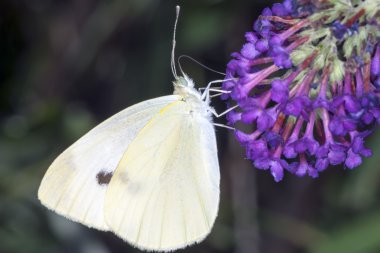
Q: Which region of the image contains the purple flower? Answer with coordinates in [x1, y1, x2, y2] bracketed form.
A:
[254, 8, 273, 37]
[295, 155, 318, 178]
[271, 46, 293, 68]
[241, 43, 260, 60]
[371, 45, 380, 82]
[327, 144, 347, 166]
[246, 139, 270, 160]
[271, 79, 289, 103]
[283, 141, 297, 158]
[272, 3, 291, 17]
[330, 95, 361, 113]
[241, 106, 276, 131]
[254, 157, 287, 182]
[264, 131, 283, 148]
[245, 32, 258, 43]
[226, 109, 241, 125]
[351, 131, 372, 157]
[313, 97, 330, 109]
[255, 39, 269, 53]
[329, 116, 356, 136]
[223, 0, 380, 181]
[345, 149, 362, 169]
[235, 130, 260, 144]
[283, 96, 312, 119]
[294, 137, 319, 155]
[358, 93, 380, 125]
[315, 158, 329, 172]
[331, 21, 347, 40]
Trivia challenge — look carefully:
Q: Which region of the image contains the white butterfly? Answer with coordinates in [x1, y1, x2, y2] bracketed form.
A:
[38, 6, 228, 252]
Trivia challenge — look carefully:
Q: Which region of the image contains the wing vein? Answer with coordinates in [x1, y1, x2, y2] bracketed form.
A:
[135, 119, 184, 245]
[115, 144, 162, 234]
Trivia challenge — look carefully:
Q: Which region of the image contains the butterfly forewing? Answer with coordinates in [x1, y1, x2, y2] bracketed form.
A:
[38, 95, 179, 230]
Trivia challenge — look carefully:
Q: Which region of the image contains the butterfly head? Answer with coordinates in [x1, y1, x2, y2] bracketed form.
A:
[173, 73, 202, 99]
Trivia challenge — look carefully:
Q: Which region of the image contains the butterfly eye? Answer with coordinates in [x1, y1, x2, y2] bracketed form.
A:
[96, 171, 113, 186]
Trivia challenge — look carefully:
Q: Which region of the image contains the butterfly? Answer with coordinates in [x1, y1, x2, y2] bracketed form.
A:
[38, 6, 224, 252]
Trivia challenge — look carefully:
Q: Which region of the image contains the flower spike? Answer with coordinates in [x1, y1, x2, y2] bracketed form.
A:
[223, 0, 380, 181]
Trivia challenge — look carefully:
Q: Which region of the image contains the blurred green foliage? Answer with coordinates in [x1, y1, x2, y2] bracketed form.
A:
[1, 1, 380, 253]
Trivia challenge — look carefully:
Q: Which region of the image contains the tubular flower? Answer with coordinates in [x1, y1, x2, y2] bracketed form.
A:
[223, 0, 380, 182]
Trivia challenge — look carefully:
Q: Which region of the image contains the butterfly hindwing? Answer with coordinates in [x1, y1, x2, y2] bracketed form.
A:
[104, 100, 220, 251]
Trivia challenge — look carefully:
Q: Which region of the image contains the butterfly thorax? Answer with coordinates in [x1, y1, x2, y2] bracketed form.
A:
[173, 75, 213, 119]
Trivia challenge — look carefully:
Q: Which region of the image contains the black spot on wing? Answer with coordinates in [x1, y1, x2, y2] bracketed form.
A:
[96, 171, 113, 185]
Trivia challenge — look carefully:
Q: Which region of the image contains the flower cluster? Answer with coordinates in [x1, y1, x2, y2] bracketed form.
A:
[222, 0, 380, 181]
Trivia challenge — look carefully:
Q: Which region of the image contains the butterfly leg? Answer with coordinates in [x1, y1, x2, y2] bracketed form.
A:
[209, 105, 238, 130]
[211, 105, 238, 118]
[209, 89, 231, 98]
[200, 78, 236, 102]
[213, 123, 235, 130]
[202, 79, 237, 130]
[208, 88, 230, 94]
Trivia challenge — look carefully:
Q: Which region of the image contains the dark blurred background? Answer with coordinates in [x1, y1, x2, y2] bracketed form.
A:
[1, 1, 380, 253]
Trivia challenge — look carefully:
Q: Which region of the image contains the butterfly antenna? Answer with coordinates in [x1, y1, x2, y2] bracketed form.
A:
[171, 6, 180, 80]
[178, 55, 226, 76]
